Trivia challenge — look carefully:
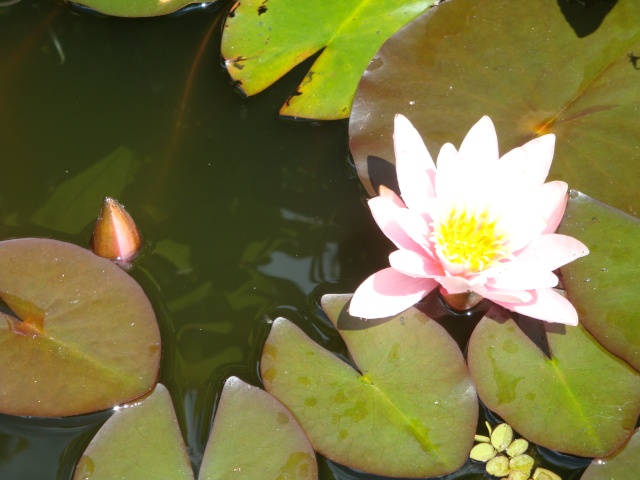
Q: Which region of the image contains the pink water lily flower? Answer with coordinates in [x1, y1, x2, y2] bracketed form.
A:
[349, 114, 589, 325]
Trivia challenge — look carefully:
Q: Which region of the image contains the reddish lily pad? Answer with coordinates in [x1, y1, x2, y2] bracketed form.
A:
[468, 307, 640, 457]
[221, 0, 436, 120]
[199, 376, 317, 480]
[559, 191, 640, 372]
[349, 0, 640, 216]
[260, 294, 477, 478]
[0, 238, 160, 417]
[73, 384, 194, 480]
[580, 428, 640, 480]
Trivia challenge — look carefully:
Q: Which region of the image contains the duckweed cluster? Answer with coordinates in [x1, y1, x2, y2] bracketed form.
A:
[470, 422, 561, 480]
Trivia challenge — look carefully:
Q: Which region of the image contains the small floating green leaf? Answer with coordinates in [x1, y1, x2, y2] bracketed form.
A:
[559, 191, 640, 372]
[0, 238, 160, 417]
[486, 455, 510, 477]
[470, 443, 497, 462]
[73, 384, 194, 480]
[468, 307, 640, 457]
[491, 423, 513, 453]
[221, 0, 436, 119]
[260, 294, 477, 478]
[199, 376, 317, 480]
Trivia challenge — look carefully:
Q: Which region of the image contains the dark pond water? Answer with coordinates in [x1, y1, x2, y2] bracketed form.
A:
[0, 1, 590, 479]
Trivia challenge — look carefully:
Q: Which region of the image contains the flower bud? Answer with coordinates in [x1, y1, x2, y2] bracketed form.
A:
[91, 197, 141, 262]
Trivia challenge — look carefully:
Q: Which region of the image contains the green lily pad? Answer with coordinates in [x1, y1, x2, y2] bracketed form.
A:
[580, 428, 640, 480]
[260, 294, 477, 478]
[559, 191, 640, 372]
[221, 0, 435, 120]
[73, 384, 194, 480]
[349, 0, 640, 216]
[0, 238, 160, 417]
[467, 307, 640, 457]
[68, 0, 199, 17]
[199, 376, 317, 480]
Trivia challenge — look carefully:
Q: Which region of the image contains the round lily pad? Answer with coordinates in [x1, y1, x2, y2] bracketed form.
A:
[199, 376, 318, 480]
[349, 0, 640, 217]
[581, 428, 640, 480]
[0, 238, 161, 417]
[73, 384, 193, 480]
[261, 294, 478, 478]
[559, 191, 640, 372]
[468, 307, 640, 457]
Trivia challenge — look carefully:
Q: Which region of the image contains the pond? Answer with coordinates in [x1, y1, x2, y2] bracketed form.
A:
[0, 1, 390, 477]
[0, 1, 636, 479]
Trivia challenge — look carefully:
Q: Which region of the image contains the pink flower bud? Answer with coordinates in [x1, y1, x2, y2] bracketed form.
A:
[91, 197, 141, 262]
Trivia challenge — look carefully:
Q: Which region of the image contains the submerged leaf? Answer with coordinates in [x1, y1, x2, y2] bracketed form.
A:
[0, 238, 160, 417]
[468, 307, 640, 457]
[260, 294, 477, 478]
[31, 146, 137, 234]
[221, 0, 436, 119]
[199, 376, 317, 480]
[73, 384, 194, 480]
[349, 0, 640, 216]
[559, 191, 640, 372]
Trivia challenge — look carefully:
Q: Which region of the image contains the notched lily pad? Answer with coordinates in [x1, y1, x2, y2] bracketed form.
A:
[468, 307, 640, 457]
[221, 0, 436, 119]
[559, 191, 640, 372]
[349, 0, 640, 215]
[73, 384, 193, 480]
[0, 238, 161, 417]
[260, 294, 477, 478]
[199, 376, 318, 480]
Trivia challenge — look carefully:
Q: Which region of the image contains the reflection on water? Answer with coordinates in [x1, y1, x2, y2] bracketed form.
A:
[0, 410, 112, 479]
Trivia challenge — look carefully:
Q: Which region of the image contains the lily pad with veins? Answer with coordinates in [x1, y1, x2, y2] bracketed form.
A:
[349, 0, 640, 216]
[468, 306, 640, 457]
[0, 238, 160, 417]
[260, 294, 478, 478]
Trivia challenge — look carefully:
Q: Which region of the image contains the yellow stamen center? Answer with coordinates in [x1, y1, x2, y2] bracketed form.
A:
[431, 207, 511, 272]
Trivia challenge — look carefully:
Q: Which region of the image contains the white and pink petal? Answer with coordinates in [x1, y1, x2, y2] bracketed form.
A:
[486, 262, 559, 290]
[394, 114, 437, 210]
[479, 285, 534, 304]
[498, 134, 556, 188]
[348, 268, 438, 319]
[492, 288, 579, 326]
[389, 250, 444, 278]
[368, 196, 422, 254]
[515, 233, 589, 271]
[437, 274, 486, 295]
[458, 116, 500, 167]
